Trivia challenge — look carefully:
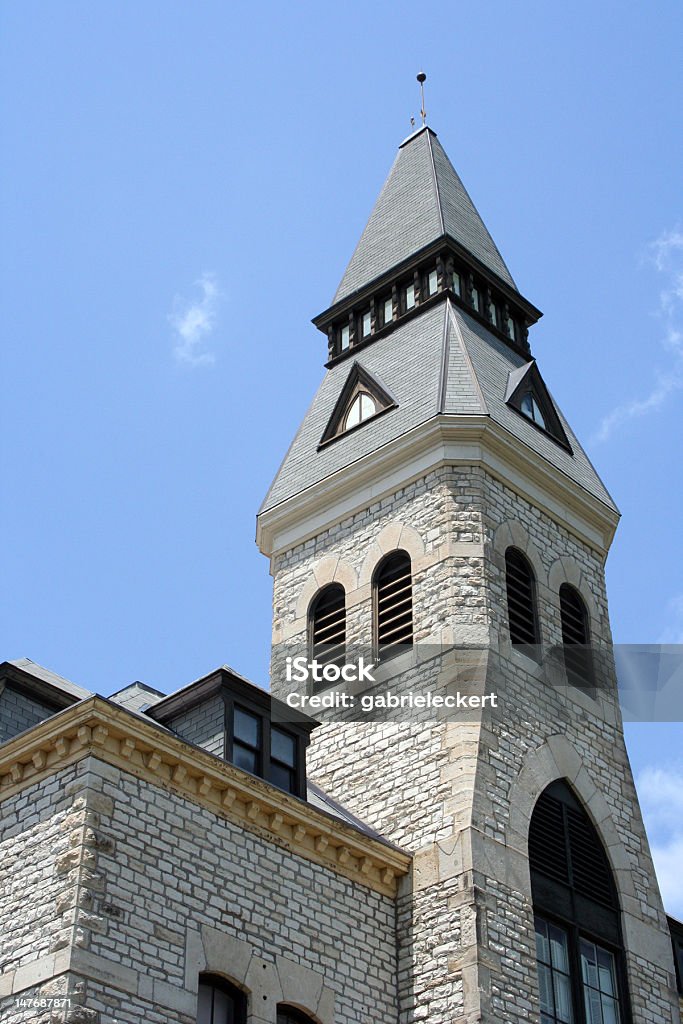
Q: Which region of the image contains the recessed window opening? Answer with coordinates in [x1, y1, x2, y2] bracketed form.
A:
[452, 270, 461, 296]
[340, 324, 350, 351]
[309, 583, 346, 670]
[374, 551, 413, 659]
[232, 707, 261, 775]
[427, 269, 438, 296]
[383, 296, 393, 325]
[560, 584, 593, 686]
[361, 310, 372, 338]
[405, 282, 416, 310]
[344, 391, 377, 430]
[488, 299, 499, 327]
[505, 547, 540, 651]
[521, 392, 546, 428]
[196, 974, 246, 1024]
[505, 315, 516, 341]
[277, 1006, 317, 1024]
[471, 286, 481, 313]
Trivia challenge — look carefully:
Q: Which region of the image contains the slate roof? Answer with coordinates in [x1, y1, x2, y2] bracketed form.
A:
[333, 126, 516, 303]
[8, 658, 92, 701]
[260, 299, 617, 515]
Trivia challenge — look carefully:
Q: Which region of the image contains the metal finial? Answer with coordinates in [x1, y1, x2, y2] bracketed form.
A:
[417, 71, 427, 126]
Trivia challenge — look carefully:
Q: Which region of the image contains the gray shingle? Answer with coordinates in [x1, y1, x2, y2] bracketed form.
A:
[333, 127, 516, 303]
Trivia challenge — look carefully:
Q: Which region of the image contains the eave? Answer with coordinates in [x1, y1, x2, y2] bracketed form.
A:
[256, 416, 620, 560]
[0, 697, 410, 898]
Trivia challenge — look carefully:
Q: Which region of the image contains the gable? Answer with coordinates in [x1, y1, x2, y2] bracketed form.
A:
[319, 362, 397, 447]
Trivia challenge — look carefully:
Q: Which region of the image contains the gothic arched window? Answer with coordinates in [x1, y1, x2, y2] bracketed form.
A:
[374, 550, 413, 659]
[196, 974, 246, 1024]
[529, 781, 629, 1024]
[505, 547, 540, 652]
[277, 1006, 317, 1024]
[309, 583, 346, 669]
[559, 584, 593, 685]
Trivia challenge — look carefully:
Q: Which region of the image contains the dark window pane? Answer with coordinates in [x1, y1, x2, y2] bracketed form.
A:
[233, 743, 257, 774]
[270, 762, 296, 793]
[234, 708, 260, 747]
[272, 728, 296, 767]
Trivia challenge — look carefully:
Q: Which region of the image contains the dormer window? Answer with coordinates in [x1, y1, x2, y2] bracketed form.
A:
[382, 295, 393, 326]
[520, 392, 546, 429]
[361, 310, 372, 339]
[404, 282, 416, 311]
[426, 269, 438, 296]
[339, 324, 350, 352]
[345, 391, 377, 430]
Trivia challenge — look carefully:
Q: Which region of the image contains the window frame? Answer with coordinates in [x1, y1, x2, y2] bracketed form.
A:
[505, 546, 541, 656]
[196, 973, 247, 1024]
[530, 782, 632, 1024]
[223, 690, 309, 799]
[373, 550, 414, 661]
[308, 582, 347, 678]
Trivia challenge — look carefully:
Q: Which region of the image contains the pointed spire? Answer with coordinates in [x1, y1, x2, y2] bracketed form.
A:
[333, 127, 516, 304]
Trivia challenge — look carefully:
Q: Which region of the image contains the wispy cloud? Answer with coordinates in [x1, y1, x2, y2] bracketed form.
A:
[169, 272, 220, 367]
[659, 594, 683, 644]
[636, 764, 683, 917]
[593, 229, 683, 443]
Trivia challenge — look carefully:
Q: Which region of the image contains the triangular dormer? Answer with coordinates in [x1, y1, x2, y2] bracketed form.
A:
[319, 362, 396, 447]
[505, 360, 572, 452]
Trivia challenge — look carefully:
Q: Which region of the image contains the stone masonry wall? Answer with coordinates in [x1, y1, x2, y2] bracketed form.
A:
[166, 695, 225, 758]
[268, 464, 679, 1023]
[1, 756, 399, 1024]
[0, 686, 60, 745]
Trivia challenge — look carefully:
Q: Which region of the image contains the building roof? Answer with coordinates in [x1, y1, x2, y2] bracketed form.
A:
[261, 298, 617, 515]
[5, 658, 92, 702]
[333, 126, 516, 304]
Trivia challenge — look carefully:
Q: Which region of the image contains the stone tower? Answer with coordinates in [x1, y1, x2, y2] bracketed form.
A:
[257, 126, 679, 1023]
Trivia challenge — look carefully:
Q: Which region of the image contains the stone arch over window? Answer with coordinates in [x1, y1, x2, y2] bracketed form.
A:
[548, 557, 600, 636]
[373, 549, 414, 659]
[308, 583, 346, 668]
[359, 521, 425, 588]
[294, 557, 357, 622]
[277, 1005, 320, 1024]
[505, 546, 541, 651]
[492, 519, 547, 586]
[196, 973, 247, 1024]
[529, 780, 630, 1024]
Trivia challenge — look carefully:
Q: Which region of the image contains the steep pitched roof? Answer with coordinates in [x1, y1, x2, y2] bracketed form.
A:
[260, 299, 617, 516]
[333, 126, 516, 303]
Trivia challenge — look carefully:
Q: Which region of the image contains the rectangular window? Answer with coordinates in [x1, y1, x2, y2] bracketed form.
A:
[535, 917, 573, 1024]
[488, 300, 499, 327]
[506, 315, 516, 341]
[340, 324, 350, 351]
[233, 707, 261, 775]
[427, 269, 438, 296]
[383, 296, 393, 325]
[580, 940, 620, 1024]
[451, 271, 461, 296]
[471, 287, 481, 313]
[361, 310, 372, 338]
[270, 726, 297, 793]
[404, 283, 416, 310]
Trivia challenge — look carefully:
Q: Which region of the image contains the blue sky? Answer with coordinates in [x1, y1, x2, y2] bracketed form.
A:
[1, 2, 682, 913]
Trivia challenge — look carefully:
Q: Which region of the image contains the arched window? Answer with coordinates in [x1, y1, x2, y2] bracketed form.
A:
[529, 781, 629, 1024]
[559, 584, 593, 685]
[309, 583, 346, 669]
[344, 391, 377, 430]
[505, 547, 540, 652]
[374, 550, 413, 659]
[196, 974, 246, 1024]
[277, 1006, 316, 1024]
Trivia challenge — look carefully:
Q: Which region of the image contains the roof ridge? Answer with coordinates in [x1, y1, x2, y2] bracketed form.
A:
[426, 129, 445, 237]
[437, 300, 451, 413]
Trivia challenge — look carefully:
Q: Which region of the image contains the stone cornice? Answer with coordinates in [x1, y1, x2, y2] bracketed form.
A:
[257, 416, 620, 560]
[0, 697, 410, 898]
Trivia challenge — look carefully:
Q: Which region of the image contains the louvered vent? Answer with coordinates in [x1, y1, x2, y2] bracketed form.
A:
[560, 583, 593, 683]
[505, 547, 539, 646]
[530, 785, 616, 909]
[375, 551, 413, 657]
[310, 584, 346, 668]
